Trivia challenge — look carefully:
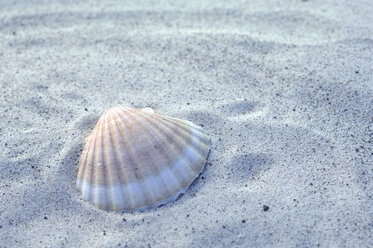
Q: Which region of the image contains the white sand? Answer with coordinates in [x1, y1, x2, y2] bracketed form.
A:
[1, 0, 372, 247]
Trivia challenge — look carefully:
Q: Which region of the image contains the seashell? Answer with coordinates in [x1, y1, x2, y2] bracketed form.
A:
[77, 106, 210, 211]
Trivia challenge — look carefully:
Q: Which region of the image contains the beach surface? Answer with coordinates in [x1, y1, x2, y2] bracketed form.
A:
[0, 0, 372, 247]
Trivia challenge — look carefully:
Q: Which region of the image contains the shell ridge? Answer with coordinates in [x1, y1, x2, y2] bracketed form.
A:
[183, 129, 210, 173]
[134, 110, 183, 158]
[157, 116, 210, 158]
[154, 115, 209, 155]
[110, 108, 140, 209]
[108, 111, 136, 210]
[146, 114, 192, 151]
[142, 111, 194, 137]
[112, 108, 147, 208]
[127, 112, 174, 201]
[85, 118, 102, 202]
[157, 116, 202, 135]
[104, 112, 125, 210]
[135, 111, 193, 190]
[134, 112, 191, 197]
[116, 108, 166, 205]
[119, 109, 159, 205]
[95, 116, 108, 209]
[83, 120, 104, 184]
[134, 111, 186, 159]
[149, 115, 207, 162]
[103, 114, 116, 209]
[132, 111, 185, 199]
[77, 106, 211, 211]
[155, 115, 193, 135]
[85, 118, 102, 203]
[149, 114, 210, 174]
[136, 111, 204, 169]
[183, 133, 210, 159]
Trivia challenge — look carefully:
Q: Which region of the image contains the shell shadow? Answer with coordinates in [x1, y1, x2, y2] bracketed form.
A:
[0, 142, 85, 229]
[57, 142, 84, 193]
[0, 155, 42, 181]
[74, 114, 99, 132]
[185, 111, 224, 128]
[228, 153, 273, 183]
[225, 100, 256, 115]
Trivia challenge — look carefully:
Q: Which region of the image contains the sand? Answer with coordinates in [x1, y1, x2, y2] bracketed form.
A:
[0, 0, 372, 247]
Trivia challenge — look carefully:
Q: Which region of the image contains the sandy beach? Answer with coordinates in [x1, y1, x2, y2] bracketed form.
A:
[0, 0, 372, 247]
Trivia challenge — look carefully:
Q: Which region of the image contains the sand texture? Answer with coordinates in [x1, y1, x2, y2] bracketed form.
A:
[0, 0, 372, 247]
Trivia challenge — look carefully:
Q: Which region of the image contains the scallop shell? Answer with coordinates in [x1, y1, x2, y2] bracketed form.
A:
[77, 106, 210, 211]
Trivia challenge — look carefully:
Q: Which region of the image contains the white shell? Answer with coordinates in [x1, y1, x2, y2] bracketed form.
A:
[77, 106, 210, 210]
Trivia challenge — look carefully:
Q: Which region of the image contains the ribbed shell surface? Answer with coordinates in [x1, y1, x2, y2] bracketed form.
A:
[77, 106, 210, 210]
